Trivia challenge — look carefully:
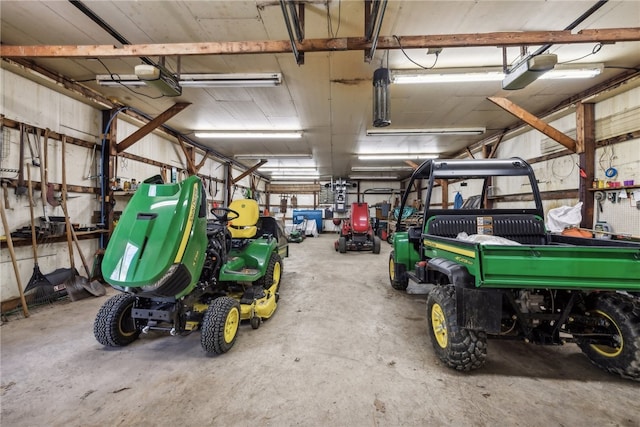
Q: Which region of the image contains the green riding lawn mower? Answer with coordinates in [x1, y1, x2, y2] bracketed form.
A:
[94, 175, 287, 354]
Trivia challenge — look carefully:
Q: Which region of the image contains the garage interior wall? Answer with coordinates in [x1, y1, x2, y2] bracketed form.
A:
[2, 68, 640, 303]
[0, 67, 263, 302]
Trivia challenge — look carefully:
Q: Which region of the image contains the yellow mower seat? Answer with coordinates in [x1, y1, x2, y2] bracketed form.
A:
[228, 199, 259, 239]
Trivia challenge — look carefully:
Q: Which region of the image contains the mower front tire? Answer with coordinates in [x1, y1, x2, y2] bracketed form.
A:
[201, 296, 241, 354]
[94, 293, 140, 347]
[373, 236, 381, 254]
[338, 236, 347, 253]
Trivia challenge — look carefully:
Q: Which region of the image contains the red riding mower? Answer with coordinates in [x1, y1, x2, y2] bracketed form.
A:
[334, 202, 381, 254]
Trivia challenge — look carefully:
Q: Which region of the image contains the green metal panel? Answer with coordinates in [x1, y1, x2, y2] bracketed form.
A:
[478, 245, 640, 291]
[392, 231, 421, 269]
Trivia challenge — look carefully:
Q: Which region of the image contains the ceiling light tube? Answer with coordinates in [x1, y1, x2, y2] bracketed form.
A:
[357, 154, 438, 160]
[367, 128, 485, 136]
[392, 69, 504, 84]
[391, 63, 603, 85]
[195, 131, 302, 139]
[234, 154, 313, 160]
[348, 175, 399, 180]
[351, 166, 413, 171]
[270, 176, 320, 181]
[179, 73, 282, 87]
[259, 167, 318, 173]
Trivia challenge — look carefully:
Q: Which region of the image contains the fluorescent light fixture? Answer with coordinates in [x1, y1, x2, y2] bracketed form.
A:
[391, 62, 602, 87]
[349, 174, 399, 180]
[97, 72, 282, 89]
[259, 167, 318, 172]
[392, 69, 504, 84]
[134, 64, 182, 97]
[269, 170, 319, 177]
[367, 128, 485, 136]
[195, 131, 302, 139]
[179, 73, 282, 87]
[357, 154, 438, 160]
[351, 166, 413, 171]
[96, 74, 144, 87]
[541, 63, 603, 80]
[270, 176, 319, 181]
[234, 154, 313, 160]
[502, 54, 558, 90]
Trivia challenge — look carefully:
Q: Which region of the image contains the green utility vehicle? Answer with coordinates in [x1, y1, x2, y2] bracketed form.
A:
[94, 175, 287, 354]
[389, 158, 640, 380]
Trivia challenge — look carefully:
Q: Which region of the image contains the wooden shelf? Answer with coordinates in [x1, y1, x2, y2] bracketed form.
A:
[588, 185, 640, 192]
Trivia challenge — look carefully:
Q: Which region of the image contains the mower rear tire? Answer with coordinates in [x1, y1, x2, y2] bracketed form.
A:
[338, 236, 347, 253]
[373, 236, 381, 254]
[201, 296, 241, 354]
[389, 251, 408, 290]
[426, 285, 487, 371]
[94, 293, 140, 347]
[576, 293, 640, 381]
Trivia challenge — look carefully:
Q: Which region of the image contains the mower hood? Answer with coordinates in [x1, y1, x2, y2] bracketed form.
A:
[102, 175, 208, 297]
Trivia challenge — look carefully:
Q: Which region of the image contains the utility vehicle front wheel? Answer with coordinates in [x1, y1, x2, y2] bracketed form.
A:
[576, 293, 640, 381]
[426, 285, 487, 371]
[94, 293, 140, 347]
[201, 297, 241, 354]
[388, 251, 408, 291]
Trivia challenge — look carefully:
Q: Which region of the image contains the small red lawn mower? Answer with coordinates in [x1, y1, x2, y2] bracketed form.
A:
[334, 202, 381, 254]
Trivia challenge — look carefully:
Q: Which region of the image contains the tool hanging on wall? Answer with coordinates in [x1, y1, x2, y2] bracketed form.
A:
[16, 123, 27, 196]
[26, 127, 41, 167]
[594, 191, 605, 222]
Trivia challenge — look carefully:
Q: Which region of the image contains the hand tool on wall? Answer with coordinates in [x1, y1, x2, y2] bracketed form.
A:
[39, 129, 50, 222]
[15, 123, 27, 196]
[0, 192, 30, 317]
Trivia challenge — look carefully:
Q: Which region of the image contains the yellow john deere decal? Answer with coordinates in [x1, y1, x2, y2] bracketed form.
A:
[423, 239, 476, 258]
[174, 182, 199, 263]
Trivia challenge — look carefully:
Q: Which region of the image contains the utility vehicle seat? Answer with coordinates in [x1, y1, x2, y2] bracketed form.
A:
[228, 199, 259, 239]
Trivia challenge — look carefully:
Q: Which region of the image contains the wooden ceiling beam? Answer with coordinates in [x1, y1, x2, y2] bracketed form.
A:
[116, 102, 190, 153]
[231, 160, 267, 185]
[2, 28, 639, 58]
[487, 96, 577, 152]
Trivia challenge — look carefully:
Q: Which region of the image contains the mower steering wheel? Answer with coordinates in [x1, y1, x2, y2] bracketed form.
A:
[210, 207, 240, 223]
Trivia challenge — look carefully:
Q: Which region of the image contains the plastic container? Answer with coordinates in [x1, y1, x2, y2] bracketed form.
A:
[594, 221, 612, 239]
[623, 179, 634, 186]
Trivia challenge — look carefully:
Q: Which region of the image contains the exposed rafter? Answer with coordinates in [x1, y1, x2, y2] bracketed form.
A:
[2, 28, 639, 59]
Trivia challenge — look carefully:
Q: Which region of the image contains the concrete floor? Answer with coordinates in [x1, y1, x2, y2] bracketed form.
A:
[1, 233, 638, 427]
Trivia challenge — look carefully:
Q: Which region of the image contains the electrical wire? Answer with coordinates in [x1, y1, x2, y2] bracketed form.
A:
[326, 0, 342, 38]
[557, 42, 603, 65]
[392, 35, 439, 69]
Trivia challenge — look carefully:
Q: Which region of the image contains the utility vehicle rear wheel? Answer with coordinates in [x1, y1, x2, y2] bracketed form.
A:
[373, 236, 381, 254]
[338, 236, 347, 253]
[201, 297, 241, 354]
[94, 293, 140, 347]
[388, 251, 408, 291]
[576, 293, 640, 381]
[426, 285, 487, 371]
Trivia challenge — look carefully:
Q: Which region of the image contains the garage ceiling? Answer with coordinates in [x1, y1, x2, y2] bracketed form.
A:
[1, 1, 639, 181]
